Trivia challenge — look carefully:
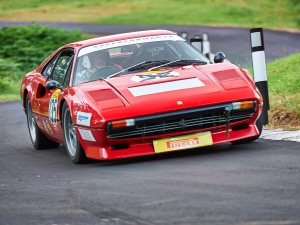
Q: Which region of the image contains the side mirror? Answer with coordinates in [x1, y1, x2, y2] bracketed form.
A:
[214, 52, 226, 63]
[46, 80, 62, 91]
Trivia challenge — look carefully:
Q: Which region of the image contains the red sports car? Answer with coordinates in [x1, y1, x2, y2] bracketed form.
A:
[20, 29, 263, 163]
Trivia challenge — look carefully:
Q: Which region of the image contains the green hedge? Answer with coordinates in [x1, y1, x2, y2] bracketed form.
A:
[0, 24, 91, 94]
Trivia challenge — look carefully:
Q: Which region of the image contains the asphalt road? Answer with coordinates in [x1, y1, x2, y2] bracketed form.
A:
[1, 101, 300, 225]
[1, 21, 299, 67]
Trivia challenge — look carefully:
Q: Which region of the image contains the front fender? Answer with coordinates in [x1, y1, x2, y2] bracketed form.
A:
[59, 87, 106, 129]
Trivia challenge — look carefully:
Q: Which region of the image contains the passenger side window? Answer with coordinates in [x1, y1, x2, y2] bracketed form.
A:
[42, 49, 74, 87]
[62, 59, 73, 87]
[52, 53, 73, 85]
[42, 55, 58, 78]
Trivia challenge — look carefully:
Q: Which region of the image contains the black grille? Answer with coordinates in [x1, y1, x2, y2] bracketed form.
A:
[107, 103, 255, 139]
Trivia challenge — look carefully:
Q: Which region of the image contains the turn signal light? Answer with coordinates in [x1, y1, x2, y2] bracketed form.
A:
[111, 119, 135, 129]
[232, 101, 255, 110]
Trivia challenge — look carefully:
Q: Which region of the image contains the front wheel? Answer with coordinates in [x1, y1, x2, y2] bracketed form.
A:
[62, 102, 87, 164]
[26, 95, 59, 149]
[231, 112, 263, 145]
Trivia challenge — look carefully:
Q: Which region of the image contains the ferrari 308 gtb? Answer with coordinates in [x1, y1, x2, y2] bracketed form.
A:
[20, 29, 263, 163]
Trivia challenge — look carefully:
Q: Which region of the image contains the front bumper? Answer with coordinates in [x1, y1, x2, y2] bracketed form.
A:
[76, 119, 260, 160]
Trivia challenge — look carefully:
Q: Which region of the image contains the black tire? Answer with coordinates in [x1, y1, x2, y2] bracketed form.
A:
[62, 102, 87, 164]
[26, 95, 60, 149]
[231, 112, 263, 145]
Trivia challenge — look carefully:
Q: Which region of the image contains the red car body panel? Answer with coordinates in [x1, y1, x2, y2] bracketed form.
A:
[20, 29, 263, 161]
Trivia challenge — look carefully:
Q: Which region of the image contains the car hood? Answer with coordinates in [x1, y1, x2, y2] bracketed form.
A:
[78, 63, 258, 124]
[105, 63, 251, 106]
[76, 63, 259, 124]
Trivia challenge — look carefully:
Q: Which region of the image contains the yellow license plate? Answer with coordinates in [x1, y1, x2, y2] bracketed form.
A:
[153, 132, 213, 153]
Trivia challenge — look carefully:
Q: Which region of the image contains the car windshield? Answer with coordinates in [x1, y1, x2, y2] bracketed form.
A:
[73, 35, 210, 85]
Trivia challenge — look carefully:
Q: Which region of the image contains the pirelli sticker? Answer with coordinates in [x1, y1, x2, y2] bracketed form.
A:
[153, 132, 213, 153]
[48, 89, 61, 124]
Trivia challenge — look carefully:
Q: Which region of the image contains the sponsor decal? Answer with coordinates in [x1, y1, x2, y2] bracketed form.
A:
[42, 121, 49, 134]
[129, 78, 205, 97]
[78, 128, 96, 142]
[153, 132, 213, 153]
[166, 138, 199, 150]
[48, 89, 61, 124]
[78, 35, 184, 57]
[77, 112, 92, 126]
[46, 120, 54, 134]
[42, 120, 53, 134]
[131, 70, 179, 82]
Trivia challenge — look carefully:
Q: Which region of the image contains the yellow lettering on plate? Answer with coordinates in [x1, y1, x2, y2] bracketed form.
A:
[153, 132, 213, 153]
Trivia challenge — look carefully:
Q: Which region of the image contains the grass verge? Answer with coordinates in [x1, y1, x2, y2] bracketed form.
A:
[0, 0, 299, 31]
[264, 53, 300, 130]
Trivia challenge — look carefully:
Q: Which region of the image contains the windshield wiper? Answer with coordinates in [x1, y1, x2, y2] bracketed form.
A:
[107, 60, 168, 79]
[149, 59, 207, 71]
[127, 60, 169, 71]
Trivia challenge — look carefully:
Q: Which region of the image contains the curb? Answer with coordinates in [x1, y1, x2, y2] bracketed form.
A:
[261, 129, 300, 142]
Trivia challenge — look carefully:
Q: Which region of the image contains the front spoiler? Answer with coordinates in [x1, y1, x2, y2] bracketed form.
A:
[77, 123, 259, 160]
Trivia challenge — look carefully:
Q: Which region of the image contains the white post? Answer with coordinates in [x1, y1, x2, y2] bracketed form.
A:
[202, 33, 211, 60]
[180, 32, 188, 41]
[190, 35, 203, 52]
[250, 28, 269, 125]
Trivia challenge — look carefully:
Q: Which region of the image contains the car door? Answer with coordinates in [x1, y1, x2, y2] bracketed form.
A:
[35, 48, 74, 141]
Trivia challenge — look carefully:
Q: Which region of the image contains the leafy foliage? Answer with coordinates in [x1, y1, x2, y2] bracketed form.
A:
[0, 24, 90, 73]
[0, 25, 91, 95]
[0, 58, 21, 94]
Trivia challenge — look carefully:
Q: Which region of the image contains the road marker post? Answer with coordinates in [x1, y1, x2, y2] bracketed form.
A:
[190, 35, 203, 53]
[180, 32, 189, 41]
[202, 33, 211, 60]
[250, 28, 269, 125]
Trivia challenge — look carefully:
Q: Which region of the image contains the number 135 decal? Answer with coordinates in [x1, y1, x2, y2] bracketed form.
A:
[48, 90, 61, 124]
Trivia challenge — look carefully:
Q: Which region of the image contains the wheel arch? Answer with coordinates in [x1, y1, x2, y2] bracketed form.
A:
[23, 89, 29, 111]
[59, 98, 67, 124]
[59, 96, 74, 124]
[23, 88, 34, 113]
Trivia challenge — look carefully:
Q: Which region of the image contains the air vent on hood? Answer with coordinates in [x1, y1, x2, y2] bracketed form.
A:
[213, 69, 240, 81]
[212, 69, 248, 90]
[88, 89, 125, 109]
[88, 89, 119, 102]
